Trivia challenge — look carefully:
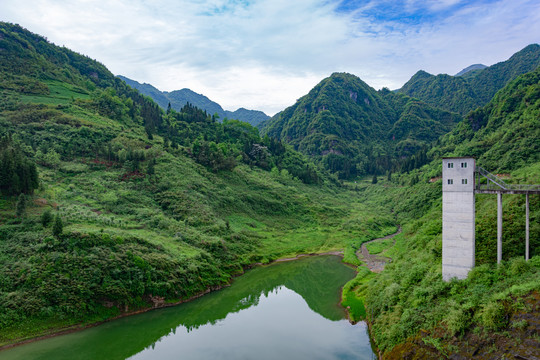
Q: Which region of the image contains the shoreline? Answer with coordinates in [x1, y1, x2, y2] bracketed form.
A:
[0, 249, 346, 352]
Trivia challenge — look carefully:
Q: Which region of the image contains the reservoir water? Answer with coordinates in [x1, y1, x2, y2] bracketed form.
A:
[1, 255, 376, 359]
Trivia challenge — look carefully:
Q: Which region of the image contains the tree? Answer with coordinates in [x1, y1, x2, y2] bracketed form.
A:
[387, 171, 392, 182]
[43, 149, 61, 169]
[146, 158, 156, 176]
[41, 208, 53, 227]
[0, 138, 39, 195]
[53, 214, 63, 237]
[16, 193, 27, 218]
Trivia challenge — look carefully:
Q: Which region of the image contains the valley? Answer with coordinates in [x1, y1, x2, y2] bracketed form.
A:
[0, 21, 539, 359]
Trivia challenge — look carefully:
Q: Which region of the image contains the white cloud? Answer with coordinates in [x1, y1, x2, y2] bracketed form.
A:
[1, 0, 539, 115]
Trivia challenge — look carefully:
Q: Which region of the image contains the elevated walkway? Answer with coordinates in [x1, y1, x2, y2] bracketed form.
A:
[475, 166, 540, 194]
[442, 158, 538, 281]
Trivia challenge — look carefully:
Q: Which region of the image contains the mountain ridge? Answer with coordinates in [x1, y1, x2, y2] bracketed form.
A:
[261, 72, 462, 178]
[399, 43, 540, 114]
[118, 75, 269, 126]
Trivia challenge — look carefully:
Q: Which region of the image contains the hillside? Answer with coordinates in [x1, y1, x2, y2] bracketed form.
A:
[0, 22, 396, 345]
[1, 21, 539, 359]
[357, 66, 540, 358]
[399, 44, 540, 114]
[118, 75, 269, 127]
[261, 72, 462, 178]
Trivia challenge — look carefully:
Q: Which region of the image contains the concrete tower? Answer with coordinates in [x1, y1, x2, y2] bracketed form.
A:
[442, 157, 476, 281]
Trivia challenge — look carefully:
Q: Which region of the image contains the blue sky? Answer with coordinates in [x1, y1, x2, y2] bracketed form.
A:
[1, 0, 539, 115]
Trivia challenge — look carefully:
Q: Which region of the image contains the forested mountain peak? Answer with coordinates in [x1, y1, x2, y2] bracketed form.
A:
[399, 43, 540, 114]
[261, 72, 461, 178]
[409, 69, 434, 80]
[118, 75, 269, 127]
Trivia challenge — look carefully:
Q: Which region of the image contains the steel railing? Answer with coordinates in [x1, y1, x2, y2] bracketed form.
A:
[475, 166, 540, 192]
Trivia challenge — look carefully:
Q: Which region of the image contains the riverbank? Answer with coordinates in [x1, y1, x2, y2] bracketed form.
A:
[357, 226, 401, 273]
[0, 282, 230, 351]
[341, 226, 403, 359]
[0, 249, 349, 351]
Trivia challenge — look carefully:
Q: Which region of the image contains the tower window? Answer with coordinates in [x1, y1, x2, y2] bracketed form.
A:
[462, 179, 468, 184]
[448, 179, 453, 185]
[448, 163, 454, 168]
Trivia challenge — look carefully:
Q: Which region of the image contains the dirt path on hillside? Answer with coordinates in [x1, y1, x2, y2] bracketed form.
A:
[356, 226, 402, 273]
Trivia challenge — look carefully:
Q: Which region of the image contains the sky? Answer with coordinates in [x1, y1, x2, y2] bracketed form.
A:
[1, 0, 539, 115]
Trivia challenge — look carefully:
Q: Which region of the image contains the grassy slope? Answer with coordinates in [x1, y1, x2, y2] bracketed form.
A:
[0, 63, 397, 347]
[351, 69, 540, 358]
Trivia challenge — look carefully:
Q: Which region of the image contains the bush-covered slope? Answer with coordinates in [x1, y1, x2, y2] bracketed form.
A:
[118, 75, 270, 127]
[0, 22, 396, 346]
[261, 72, 462, 179]
[399, 44, 540, 115]
[360, 65, 540, 358]
[434, 65, 540, 171]
[398, 70, 480, 115]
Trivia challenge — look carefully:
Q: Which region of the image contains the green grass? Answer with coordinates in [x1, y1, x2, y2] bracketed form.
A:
[341, 267, 376, 322]
[356, 167, 540, 355]
[365, 237, 395, 255]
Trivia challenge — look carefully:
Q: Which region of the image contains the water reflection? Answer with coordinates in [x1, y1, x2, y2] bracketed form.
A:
[2, 256, 376, 360]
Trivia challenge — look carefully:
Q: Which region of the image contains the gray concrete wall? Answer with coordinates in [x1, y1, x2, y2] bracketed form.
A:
[442, 158, 475, 281]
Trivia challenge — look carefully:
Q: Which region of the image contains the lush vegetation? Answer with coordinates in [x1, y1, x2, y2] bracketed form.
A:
[0, 21, 539, 359]
[0, 136, 39, 196]
[399, 44, 540, 114]
[261, 72, 462, 179]
[0, 22, 394, 346]
[435, 65, 540, 171]
[352, 67, 540, 357]
[118, 75, 269, 127]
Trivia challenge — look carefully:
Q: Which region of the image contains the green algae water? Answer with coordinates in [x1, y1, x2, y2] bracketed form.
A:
[1, 255, 376, 359]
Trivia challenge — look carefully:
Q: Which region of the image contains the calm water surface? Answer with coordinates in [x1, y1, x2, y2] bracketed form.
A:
[2, 255, 376, 360]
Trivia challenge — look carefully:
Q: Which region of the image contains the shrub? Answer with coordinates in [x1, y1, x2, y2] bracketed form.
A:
[41, 209, 53, 227]
[481, 301, 508, 331]
[15, 194, 27, 218]
[52, 215, 63, 238]
[445, 303, 472, 336]
[508, 257, 531, 276]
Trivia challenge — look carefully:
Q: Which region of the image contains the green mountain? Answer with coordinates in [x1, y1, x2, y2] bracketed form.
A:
[398, 70, 479, 114]
[116, 76, 171, 109]
[118, 75, 269, 127]
[261, 72, 461, 178]
[469, 44, 540, 104]
[399, 44, 540, 114]
[1, 22, 538, 359]
[1, 22, 398, 346]
[437, 64, 540, 171]
[364, 65, 540, 357]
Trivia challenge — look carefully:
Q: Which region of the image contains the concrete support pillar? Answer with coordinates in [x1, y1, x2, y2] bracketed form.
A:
[526, 193, 530, 261]
[442, 158, 476, 281]
[497, 192, 502, 264]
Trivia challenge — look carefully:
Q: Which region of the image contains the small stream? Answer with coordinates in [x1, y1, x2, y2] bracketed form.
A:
[2, 255, 376, 360]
